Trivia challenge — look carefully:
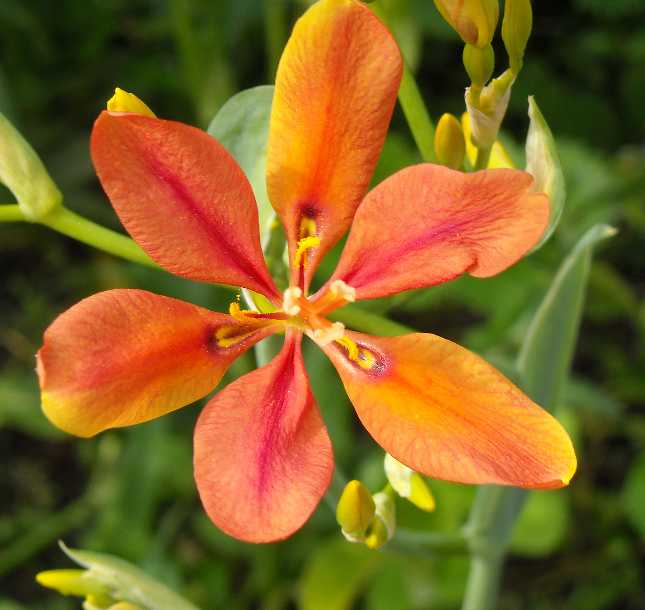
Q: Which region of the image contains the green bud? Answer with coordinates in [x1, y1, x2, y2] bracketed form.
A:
[0, 113, 62, 221]
[463, 43, 495, 87]
[336, 480, 376, 540]
[502, 0, 533, 74]
[525, 96, 566, 250]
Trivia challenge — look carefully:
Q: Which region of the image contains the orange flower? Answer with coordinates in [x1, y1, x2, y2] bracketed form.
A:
[37, 0, 576, 543]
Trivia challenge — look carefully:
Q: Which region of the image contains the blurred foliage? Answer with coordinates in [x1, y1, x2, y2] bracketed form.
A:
[1, 0, 644, 609]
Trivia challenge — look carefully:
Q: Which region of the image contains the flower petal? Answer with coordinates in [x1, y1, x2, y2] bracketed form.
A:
[267, 0, 402, 288]
[322, 165, 548, 301]
[194, 332, 334, 542]
[322, 331, 576, 489]
[91, 112, 279, 300]
[37, 289, 273, 437]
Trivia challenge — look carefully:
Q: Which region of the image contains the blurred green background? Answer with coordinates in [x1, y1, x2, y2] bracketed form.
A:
[1, 0, 644, 609]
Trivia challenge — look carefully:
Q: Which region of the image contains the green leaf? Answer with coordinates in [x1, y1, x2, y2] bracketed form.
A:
[207, 85, 275, 240]
[517, 223, 616, 408]
[526, 96, 566, 251]
[510, 491, 570, 557]
[300, 538, 382, 610]
[61, 543, 200, 610]
[464, 224, 615, 566]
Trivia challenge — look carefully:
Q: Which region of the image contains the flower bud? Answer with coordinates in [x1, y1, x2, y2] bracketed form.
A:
[461, 112, 514, 169]
[364, 492, 396, 550]
[463, 43, 495, 87]
[525, 96, 565, 250]
[502, 0, 533, 74]
[336, 480, 375, 540]
[36, 569, 109, 599]
[434, 0, 499, 48]
[107, 603, 145, 610]
[384, 453, 435, 512]
[465, 68, 515, 149]
[434, 114, 466, 170]
[0, 113, 62, 221]
[107, 88, 155, 118]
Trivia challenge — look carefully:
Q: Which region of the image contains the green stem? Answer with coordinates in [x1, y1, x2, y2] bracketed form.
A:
[0, 204, 24, 222]
[474, 145, 492, 170]
[330, 305, 411, 336]
[461, 553, 503, 610]
[391, 529, 469, 555]
[371, 2, 436, 162]
[398, 63, 436, 162]
[42, 207, 155, 267]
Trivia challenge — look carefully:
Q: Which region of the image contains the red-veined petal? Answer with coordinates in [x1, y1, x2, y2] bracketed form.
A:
[91, 112, 280, 300]
[37, 289, 275, 437]
[194, 332, 334, 542]
[267, 0, 402, 289]
[322, 165, 548, 302]
[322, 331, 576, 489]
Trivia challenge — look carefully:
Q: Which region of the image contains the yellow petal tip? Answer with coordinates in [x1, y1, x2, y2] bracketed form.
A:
[106, 88, 155, 117]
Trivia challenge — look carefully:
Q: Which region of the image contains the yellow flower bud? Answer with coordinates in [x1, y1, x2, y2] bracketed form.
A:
[35, 569, 109, 599]
[462, 43, 495, 87]
[461, 112, 514, 169]
[502, 0, 533, 74]
[364, 492, 396, 550]
[384, 453, 436, 512]
[434, 114, 466, 170]
[0, 113, 62, 221]
[106, 88, 155, 118]
[336, 480, 375, 539]
[434, 0, 499, 48]
[107, 603, 145, 610]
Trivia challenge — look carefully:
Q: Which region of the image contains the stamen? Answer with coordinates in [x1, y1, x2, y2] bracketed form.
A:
[299, 215, 318, 239]
[335, 336, 378, 371]
[214, 325, 256, 348]
[293, 235, 321, 269]
[307, 322, 346, 346]
[330, 279, 356, 303]
[282, 287, 303, 316]
[336, 335, 359, 361]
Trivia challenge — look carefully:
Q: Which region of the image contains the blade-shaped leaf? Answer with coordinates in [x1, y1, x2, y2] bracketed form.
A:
[61, 543, 199, 610]
[463, 224, 616, 609]
[517, 223, 617, 407]
[207, 85, 275, 240]
[526, 96, 566, 251]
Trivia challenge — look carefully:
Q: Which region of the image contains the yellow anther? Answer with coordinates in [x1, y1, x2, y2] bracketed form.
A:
[299, 215, 318, 238]
[356, 348, 377, 371]
[336, 336, 360, 361]
[107, 88, 156, 118]
[335, 336, 377, 371]
[293, 235, 321, 269]
[214, 325, 256, 348]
